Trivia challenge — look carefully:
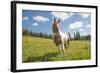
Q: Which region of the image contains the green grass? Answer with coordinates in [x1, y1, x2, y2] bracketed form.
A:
[22, 36, 91, 63]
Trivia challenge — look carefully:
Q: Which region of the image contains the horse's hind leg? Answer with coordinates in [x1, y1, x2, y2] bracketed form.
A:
[61, 40, 66, 54]
[64, 40, 70, 51]
[64, 43, 67, 50]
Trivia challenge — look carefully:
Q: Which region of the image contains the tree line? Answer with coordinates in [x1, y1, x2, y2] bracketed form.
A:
[23, 29, 91, 40]
[23, 29, 52, 39]
[73, 31, 91, 41]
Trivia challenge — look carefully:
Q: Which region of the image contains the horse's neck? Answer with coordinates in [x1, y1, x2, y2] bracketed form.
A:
[53, 23, 62, 35]
[55, 26, 62, 36]
[58, 27, 62, 34]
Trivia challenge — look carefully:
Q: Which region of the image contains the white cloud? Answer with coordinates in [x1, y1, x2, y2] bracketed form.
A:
[69, 13, 74, 16]
[79, 28, 84, 32]
[32, 23, 39, 26]
[22, 16, 29, 21]
[33, 16, 49, 22]
[86, 24, 91, 28]
[81, 32, 88, 36]
[69, 21, 83, 29]
[51, 12, 74, 21]
[80, 13, 90, 18]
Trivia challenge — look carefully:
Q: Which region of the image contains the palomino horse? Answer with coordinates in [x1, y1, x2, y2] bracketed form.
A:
[52, 18, 70, 55]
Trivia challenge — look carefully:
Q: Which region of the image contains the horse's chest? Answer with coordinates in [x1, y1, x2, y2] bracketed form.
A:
[53, 36, 62, 45]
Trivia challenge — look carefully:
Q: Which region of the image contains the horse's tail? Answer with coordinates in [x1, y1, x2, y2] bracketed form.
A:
[65, 32, 71, 40]
[67, 32, 71, 48]
[68, 32, 71, 40]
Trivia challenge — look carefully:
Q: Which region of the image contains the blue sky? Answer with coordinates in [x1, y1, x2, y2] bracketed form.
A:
[22, 10, 91, 38]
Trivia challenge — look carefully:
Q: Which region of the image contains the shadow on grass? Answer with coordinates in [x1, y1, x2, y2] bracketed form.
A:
[23, 52, 59, 63]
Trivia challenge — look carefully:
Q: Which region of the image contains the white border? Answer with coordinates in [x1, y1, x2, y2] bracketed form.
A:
[16, 4, 96, 70]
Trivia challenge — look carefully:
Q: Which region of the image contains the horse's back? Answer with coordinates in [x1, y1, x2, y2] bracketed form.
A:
[61, 32, 70, 41]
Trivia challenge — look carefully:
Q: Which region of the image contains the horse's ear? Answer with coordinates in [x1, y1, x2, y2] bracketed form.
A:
[58, 19, 61, 23]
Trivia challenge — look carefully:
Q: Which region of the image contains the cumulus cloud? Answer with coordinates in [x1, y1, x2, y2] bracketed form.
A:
[79, 28, 84, 32]
[33, 16, 49, 22]
[69, 13, 74, 16]
[80, 13, 90, 18]
[32, 23, 39, 26]
[68, 21, 83, 29]
[22, 16, 29, 21]
[86, 24, 91, 28]
[81, 32, 88, 36]
[51, 12, 74, 21]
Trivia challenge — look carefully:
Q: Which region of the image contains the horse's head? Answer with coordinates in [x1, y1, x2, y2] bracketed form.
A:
[52, 18, 61, 33]
[54, 18, 61, 25]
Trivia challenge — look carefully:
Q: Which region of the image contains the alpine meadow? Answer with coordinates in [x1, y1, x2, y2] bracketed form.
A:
[22, 35, 91, 62]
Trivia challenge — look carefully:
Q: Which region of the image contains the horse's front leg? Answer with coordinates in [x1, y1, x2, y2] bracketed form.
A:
[57, 44, 63, 56]
[61, 39, 66, 54]
[57, 45, 61, 54]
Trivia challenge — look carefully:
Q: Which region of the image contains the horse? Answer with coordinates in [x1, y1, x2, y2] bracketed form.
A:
[52, 18, 70, 55]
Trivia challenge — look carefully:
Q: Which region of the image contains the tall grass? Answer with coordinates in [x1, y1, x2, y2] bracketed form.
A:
[22, 36, 91, 63]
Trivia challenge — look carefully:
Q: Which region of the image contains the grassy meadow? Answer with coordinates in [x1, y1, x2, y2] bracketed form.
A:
[22, 36, 91, 63]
